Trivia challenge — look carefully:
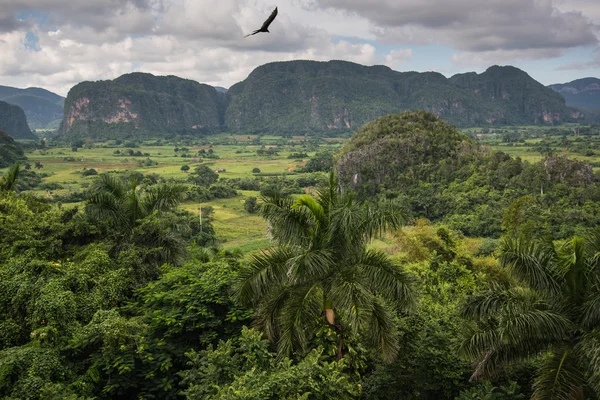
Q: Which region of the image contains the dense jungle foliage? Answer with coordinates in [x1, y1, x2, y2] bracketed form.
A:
[338, 111, 600, 239]
[0, 129, 26, 168]
[1, 111, 599, 399]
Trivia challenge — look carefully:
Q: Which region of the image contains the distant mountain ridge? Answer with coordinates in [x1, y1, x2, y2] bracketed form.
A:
[59, 73, 225, 140]
[58, 60, 585, 140]
[0, 85, 64, 129]
[549, 78, 600, 111]
[226, 61, 579, 133]
[0, 101, 37, 140]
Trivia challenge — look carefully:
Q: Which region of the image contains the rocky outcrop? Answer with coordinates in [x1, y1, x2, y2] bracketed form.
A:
[0, 101, 36, 140]
[59, 73, 225, 140]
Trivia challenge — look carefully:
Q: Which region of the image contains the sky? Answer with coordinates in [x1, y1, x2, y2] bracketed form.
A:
[0, 0, 599, 96]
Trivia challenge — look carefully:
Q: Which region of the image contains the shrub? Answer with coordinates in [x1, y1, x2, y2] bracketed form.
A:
[244, 197, 260, 214]
[81, 168, 98, 177]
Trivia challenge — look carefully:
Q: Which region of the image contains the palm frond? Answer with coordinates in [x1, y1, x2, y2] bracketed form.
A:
[501, 309, 572, 345]
[365, 296, 400, 363]
[329, 199, 367, 254]
[328, 272, 372, 334]
[236, 247, 296, 305]
[460, 330, 552, 381]
[252, 284, 290, 342]
[499, 236, 560, 294]
[286, 249, 334, 284]
[90, 173, 126, 198]
[359, 249, 417, 311]
[260, 194, 312, 246]
[557, 237, 588, 303]
[277, 283, 323, 360]
[142, 182, 187, 213]
[581, 291, 600, 329]
[85, 191, 128, 228]
[292, 194, 325, 225]
[462, 285, 538, 320]
[532, 348, 585, 400]
[576, 330, 600, 395]
[362, 200, 407, 240]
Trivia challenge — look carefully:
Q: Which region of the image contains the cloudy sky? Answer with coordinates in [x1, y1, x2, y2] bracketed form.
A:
[0, 0, 599, 96]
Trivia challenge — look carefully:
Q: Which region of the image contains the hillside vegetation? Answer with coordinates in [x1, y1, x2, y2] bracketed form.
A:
[0, 129, 26, 167]
[225, 61, 581, 134]
[59, 61, 583, 140]
[0, 100, 37, 140]
[59, 73, 225, 140]
[338, 111, 600, 238]
[2, 113, 600, 399]
[0, 85, 64, 129]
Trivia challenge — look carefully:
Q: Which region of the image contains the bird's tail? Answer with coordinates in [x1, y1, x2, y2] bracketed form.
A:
[244, 30, 259, 38]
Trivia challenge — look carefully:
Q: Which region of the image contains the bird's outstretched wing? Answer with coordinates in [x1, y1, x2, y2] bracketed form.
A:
[260, 7, 278, 31]
[244, 7, 278, 38]
[244, 30, 260, 38]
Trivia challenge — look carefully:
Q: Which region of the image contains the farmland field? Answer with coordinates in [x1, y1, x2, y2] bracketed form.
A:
[6, 124, 600, 250]
[7, 134, 342, 251]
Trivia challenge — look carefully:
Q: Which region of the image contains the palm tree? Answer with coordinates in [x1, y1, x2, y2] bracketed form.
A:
[237, 173, 416, 362]
[86, 174, 186, 231]
[85, 174, 188, 265]
[0, 163, 20, 191]
[460, 233, 600, 399]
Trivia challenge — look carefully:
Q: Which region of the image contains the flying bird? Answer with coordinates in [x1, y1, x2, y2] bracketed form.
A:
[244, 7, 278, 38]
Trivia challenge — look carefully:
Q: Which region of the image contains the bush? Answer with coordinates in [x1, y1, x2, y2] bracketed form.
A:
[236, 178, 260, 191]
[252, 168, 261, 173]
[81, 168, 98, 177]
[474, 238, 499, 257]
[181, 165, 190, 172]
[244, 197, 259, 214]
[209, 184, 237, 199]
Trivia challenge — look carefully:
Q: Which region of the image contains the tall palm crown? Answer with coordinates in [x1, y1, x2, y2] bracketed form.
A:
[238, 173, 416, 362]
[86, 174, 186, 231]
[460, 234, 600, 399]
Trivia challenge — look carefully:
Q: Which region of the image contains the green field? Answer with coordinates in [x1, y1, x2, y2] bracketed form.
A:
[6, 125, 600, 250]
[7, 135, 342, 251]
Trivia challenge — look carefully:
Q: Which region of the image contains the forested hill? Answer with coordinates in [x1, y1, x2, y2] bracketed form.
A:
[225, 61, 582, 133]
[59, 73, 225, 140]
[59, 61, 584, 140]
[549, 77, 600, 111]
[0, 85, 64, 129]
[0, 101, 37, 140]
[0, 129, 26, 167]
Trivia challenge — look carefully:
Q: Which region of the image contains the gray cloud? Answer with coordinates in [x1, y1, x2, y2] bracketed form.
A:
[314, 0, 598, 52]
[0, 0, 597, 95]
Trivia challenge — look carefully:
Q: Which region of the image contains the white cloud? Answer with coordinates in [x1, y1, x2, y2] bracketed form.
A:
[384, 49, 412, 69]
[0, 0, 598, 95]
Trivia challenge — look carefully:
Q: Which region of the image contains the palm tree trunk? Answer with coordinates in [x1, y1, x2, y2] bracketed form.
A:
[323, 304, 344, 361]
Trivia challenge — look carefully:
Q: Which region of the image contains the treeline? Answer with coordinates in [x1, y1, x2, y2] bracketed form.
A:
[1, 111, 599, 399]
[338, 111, 600, 238]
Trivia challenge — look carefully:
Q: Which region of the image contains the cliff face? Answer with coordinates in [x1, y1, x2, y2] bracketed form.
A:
[549, 78, 600, 111]
[224, 61, 583, 133]
[59, 62, 587, 139]
[59, 73, 225, 140]
[0, 101, 36, 140]
[0, 85, 64, 130]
